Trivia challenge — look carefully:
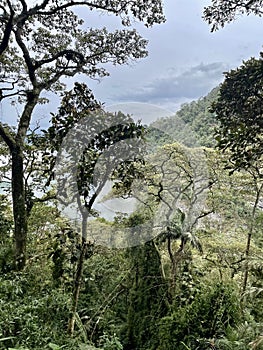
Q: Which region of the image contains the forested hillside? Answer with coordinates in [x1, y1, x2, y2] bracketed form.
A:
[150, 87, 219, 148]
[0, 1, 263, 350]
[1, 84, 262, 349]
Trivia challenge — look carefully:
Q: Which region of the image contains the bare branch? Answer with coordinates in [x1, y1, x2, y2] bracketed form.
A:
[0, 90, 24, 101]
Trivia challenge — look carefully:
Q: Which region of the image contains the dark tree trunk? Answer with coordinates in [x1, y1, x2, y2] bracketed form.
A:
[12, 145, 27, 270]
[242, 182, 263, 294]
[68, 239, 88, 336]
[68, 212, 93, 336]
[10, 90, 40, 270]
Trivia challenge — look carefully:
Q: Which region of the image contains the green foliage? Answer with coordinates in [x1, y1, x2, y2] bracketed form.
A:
[98, 333, 123, 350]
[215, 321, 263, 350]
[75, 247, 129, 345]
[203, 0, 263, 32]
[1, 1, 262, 349]
[0, 0, 165, 271]
[151, 87, 219, 147]
[0, 271, 71, 349]
[0, 195, 13, 272]
[124, 241, 168, 350]
[45, 83, 145, 216]
[158, 280, 242, 350]
[211, 54, 263, 170]
[157, 209, 203, 254]
[0, 1, 164, 93]
[1, 112, 262, 350]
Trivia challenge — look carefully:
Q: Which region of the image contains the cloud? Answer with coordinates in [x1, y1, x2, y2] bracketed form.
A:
[114, 62, 227, 104]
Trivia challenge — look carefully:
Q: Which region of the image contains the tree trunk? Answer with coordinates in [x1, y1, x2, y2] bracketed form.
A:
[68, 239, 88, 336]
[12, 145, 27, 270]
[242, 182, 263, 294]
[68, 212, 90, 336]
[242, 232, 252, 294]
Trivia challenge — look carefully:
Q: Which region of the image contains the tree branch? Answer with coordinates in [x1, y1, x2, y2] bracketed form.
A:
[33, 194, 56, 203]
[0, 122, 15, 150]
[0, 0, 14, 56]
[36, 1, 124, 16]
[19, 0, 27, 12]
[14, 27, 37, 86]
[34, 49, 84, 69]
[17, 88, 41, 141]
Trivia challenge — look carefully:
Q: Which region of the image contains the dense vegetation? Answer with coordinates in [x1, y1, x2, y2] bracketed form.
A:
[0, 1, 263, 350]
[0, 84, 262, 349]
[150, 87, 219, 148]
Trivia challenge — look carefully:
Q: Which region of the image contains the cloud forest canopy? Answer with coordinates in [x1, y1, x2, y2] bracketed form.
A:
[0, 0, 165, 270]
[211, 53, 263, 171]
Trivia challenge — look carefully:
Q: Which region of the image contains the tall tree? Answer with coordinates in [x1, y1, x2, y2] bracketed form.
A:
[43, 83, 145, 335]
[203, 0, 263, 294]
[207, 55, 263, 294]
[0, 0, 165, 270]
[211, 55, 263, 171]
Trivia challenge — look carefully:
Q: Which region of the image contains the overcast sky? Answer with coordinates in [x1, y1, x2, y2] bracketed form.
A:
[79, 0, 263, 119]
[1, 0, 263, 126]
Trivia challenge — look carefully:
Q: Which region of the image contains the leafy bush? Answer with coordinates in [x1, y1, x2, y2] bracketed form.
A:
[158, 280, 242, 350]
[0, 271, 72, 349]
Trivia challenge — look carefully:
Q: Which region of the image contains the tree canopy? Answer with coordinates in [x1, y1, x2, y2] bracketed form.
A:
[0, 0, 165, 269]
[203, 0, 263, 32]
[211, 53, 263, 171]
[0, 1, 262, 349]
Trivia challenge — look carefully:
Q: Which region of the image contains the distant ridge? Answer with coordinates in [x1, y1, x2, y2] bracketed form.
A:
[149, 87, 219, 148]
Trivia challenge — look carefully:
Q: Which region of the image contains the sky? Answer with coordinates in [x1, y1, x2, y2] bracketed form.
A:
[78, 0, 263, 121]
[1, 0, 263, 126]
[1, 0, 263, 225]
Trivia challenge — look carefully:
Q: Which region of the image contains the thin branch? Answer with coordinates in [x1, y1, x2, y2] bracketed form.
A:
[0, 90, 25, 101]
[22, 0, 49, 18]
[190, 209, 214, 230]
[36, 1, 125, 16]
[33, 194, 57, 203]
[34, 49, 84, 69]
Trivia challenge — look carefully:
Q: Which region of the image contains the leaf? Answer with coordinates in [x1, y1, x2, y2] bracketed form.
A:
[48, 343, 62, 350]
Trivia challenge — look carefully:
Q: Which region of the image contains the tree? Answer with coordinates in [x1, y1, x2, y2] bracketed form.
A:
[0, 0, 165, 270]
[157, 208, 203, 296]
[43, 83, 145, 336]
[203, 1, 263, 295]
[210, 55, 263, 171]
[203, 0, 263, 32]
[207, 54, 263, 295]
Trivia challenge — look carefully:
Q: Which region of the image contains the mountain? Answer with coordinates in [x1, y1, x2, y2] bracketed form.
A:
[149, 87, 220, 148]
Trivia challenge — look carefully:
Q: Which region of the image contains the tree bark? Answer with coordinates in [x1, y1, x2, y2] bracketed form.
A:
[68, 239, 88, 336]
[68, 212, 91, 336]
[0, 0, 14, 56]
[11, 145, 27, 270]
[242, 181, 263, 294]
[242, 232, 252, 295]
